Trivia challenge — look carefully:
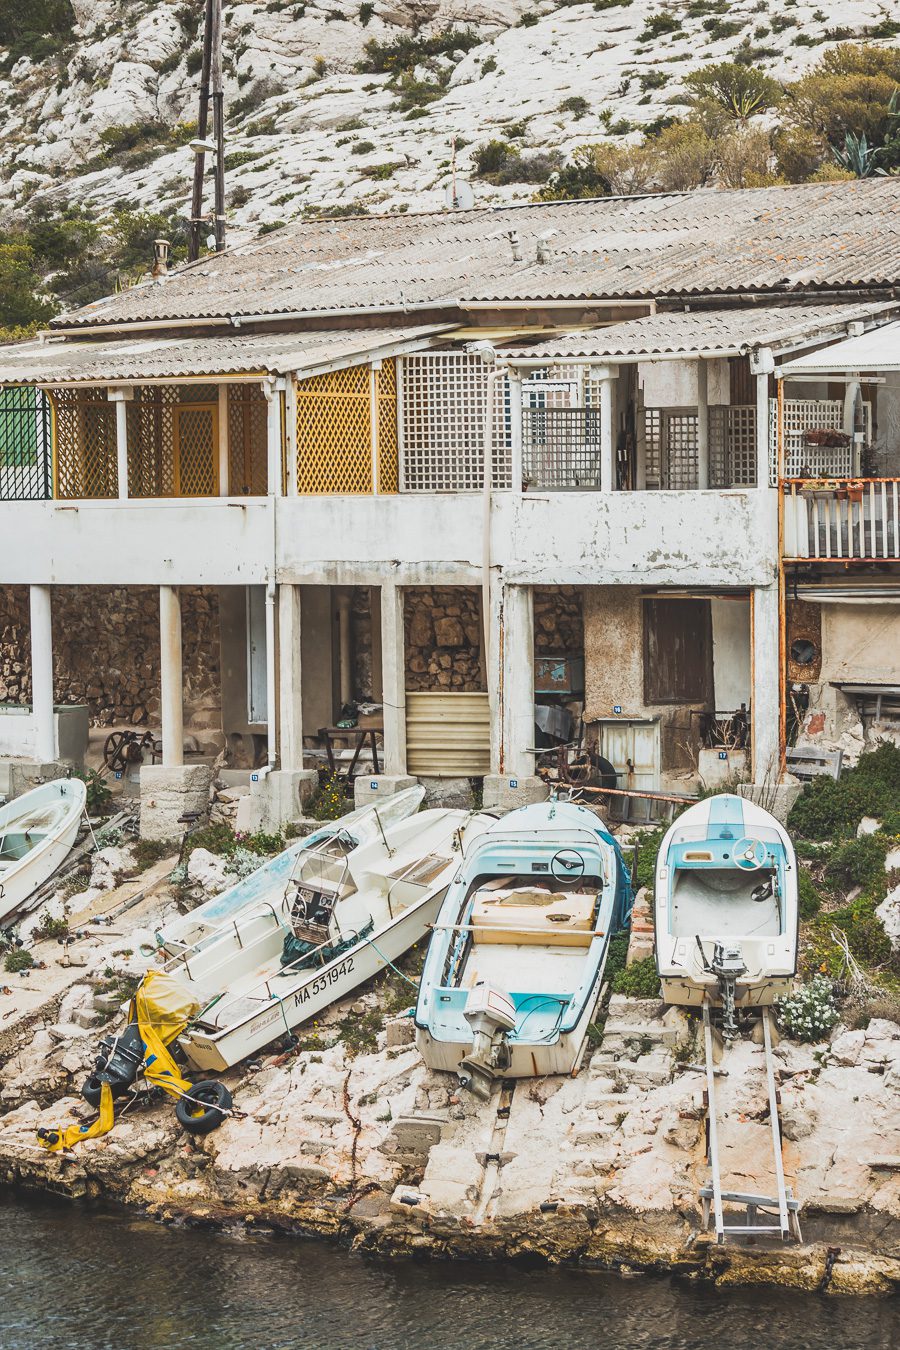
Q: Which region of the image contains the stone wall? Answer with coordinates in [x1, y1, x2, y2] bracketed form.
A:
[533, 585, 583, 655]
[404, 587, 484, 692]
[0, 585, 221, 730]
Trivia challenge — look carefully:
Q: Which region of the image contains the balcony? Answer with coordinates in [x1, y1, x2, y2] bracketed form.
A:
[783, 478, 900, 561]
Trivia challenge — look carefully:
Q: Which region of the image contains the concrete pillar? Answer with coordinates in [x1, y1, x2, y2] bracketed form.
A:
[108, 388, 131, 500]
[380, 579, 407, 776]
[369, 586, 383, 700]
[336, 589, 353, 708]
[159, 584, 183, 767]
[755, 370, 770, 489]
[696, 358, 709, 490]
[30, 584, 56, 763]
[751, 584, 780, 785]
[594, 365, 619, 494]
[485, 582, 547, 810]
[278, 583, 304, 771]
[263, 378, 285, 496]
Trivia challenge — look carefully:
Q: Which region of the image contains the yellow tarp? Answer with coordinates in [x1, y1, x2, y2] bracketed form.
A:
[37, 970, 201, 1153]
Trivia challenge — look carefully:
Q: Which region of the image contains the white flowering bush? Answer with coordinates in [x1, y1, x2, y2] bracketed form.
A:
[223, 847, 262, 881]
[776, 976, 839, 1042]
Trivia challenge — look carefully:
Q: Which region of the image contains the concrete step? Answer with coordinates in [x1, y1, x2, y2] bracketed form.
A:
[573, 1122, 617, 1147]
[602, 1023, 675, 1046]
[607, 1055, 673, 1087]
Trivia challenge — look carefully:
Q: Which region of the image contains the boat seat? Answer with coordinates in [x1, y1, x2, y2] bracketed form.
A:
[471, 885, 596, 948]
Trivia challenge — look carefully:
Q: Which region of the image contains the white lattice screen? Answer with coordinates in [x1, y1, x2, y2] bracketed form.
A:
[400, 353, 512, 491]
[768, 398, 873, 482]
[709, 405, 757, 487]
[643, 408, 699, 489]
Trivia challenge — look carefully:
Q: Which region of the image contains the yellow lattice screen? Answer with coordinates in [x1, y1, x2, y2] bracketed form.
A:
[174, 405, 217, 495]
[52, 388, 117, 499]
[377, 359, 398, 493]
[125, 386, 218, 497]
[228, 384, 268, 495]
[295, 360, 397, 495]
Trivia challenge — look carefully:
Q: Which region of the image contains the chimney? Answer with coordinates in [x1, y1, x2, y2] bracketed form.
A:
[151, 238, 170, 280]
[508, 229, 523, 263]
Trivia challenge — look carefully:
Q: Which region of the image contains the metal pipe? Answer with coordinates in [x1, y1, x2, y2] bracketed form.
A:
[266, 579, 277, 767]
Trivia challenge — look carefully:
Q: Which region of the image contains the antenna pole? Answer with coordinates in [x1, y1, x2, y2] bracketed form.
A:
[211, 0, 226, 253]
[188, 0, 214, 263]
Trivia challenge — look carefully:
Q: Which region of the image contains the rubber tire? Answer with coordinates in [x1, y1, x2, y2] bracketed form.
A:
[82, 1073, 132, 1107]
[175, 1080, 232, 1135]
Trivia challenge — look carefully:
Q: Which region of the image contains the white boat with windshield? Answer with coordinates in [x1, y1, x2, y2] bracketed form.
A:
[158, 800, 494, 1072]
[157, 785, 427, 956]
[0, 778, 86, 925]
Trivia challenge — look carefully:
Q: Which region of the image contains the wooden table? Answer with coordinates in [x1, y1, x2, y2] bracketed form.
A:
[317, 721, 383, 779]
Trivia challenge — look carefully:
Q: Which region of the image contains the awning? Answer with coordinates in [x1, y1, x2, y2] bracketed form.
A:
[0, 324, 456, 386]
[781, 318, 900, 374]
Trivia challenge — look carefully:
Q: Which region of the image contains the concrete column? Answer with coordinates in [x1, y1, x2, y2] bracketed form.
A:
[284, 378, 298, 495]
[369, 585, 383, 700]
[755, 370, 770, 489]
[696, 358, 709, 490]
[30, 585, 56, 763]
[484, 582, 546, 810]
[380, 580, 407, 776]
[594, 365, 619, 493]
[263, 378, 285, 496]
[278, 583, 304, 770]
[751, 584, 780, 785]
[159, 584, 183, 767]
[107, 388, 132, 500]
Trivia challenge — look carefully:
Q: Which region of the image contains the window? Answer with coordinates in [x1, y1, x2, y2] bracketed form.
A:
[643, 598, 712, 705]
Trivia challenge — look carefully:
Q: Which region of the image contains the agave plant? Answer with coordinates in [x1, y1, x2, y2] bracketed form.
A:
[831, 131, 880, 178]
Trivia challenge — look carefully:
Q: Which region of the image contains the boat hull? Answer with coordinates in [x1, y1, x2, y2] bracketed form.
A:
[0, 779, 85, 924]
[178, 889, 444, 1072]
[660, 974, 794, 1009]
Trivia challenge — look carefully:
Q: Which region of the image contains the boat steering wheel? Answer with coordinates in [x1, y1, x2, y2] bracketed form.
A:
[732, 837, 769, 871]
[550, 849, 586, 884]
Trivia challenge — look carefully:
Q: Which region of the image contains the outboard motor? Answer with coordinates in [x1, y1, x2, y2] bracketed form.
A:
[458, 981, 517, 1099]
[82, 1022, 145, 1105]
[710, 943, 747, 1041]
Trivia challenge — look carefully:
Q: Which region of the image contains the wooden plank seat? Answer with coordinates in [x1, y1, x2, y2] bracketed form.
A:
[471, 885, 598, 947]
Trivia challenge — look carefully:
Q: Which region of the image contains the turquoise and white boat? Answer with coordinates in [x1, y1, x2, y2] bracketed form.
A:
[654, 793, 798, 1035]
[415, 799, 633, 1096]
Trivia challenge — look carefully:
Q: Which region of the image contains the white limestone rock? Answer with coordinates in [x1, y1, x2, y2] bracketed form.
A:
[186, 846, 230, 894]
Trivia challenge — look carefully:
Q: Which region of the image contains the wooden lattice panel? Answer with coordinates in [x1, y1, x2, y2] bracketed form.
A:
[228, 384, 268, 495]
[709, 404, 757, 488]
[52, 387, 117, 499]
[377, 359, 398, 493]
[125, 385, 218, 497]
[296, 364, 371, 494]
[400, 353, 512, 491]
[174, 405, 217, 496]
[642, 408, 698, 489]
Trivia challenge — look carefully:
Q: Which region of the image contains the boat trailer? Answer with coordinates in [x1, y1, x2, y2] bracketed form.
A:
[699, 1003, 803, 1244]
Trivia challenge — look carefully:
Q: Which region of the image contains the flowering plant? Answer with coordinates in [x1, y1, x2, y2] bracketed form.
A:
[775, 975, 839, 1043]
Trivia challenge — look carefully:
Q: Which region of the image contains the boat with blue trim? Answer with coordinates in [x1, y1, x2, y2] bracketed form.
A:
[415, 798, 633, 1097]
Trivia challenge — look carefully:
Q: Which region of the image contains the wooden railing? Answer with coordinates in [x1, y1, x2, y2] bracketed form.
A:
[783, 478, 900, 561]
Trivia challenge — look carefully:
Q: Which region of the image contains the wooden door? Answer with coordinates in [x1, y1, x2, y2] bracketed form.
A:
[173, 404, 218, 497]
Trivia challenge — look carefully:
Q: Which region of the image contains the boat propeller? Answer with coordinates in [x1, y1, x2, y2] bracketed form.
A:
[695, 937, 747, 1041]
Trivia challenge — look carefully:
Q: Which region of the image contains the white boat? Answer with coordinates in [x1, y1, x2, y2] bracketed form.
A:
[160, 802, 495, 1072]
[157, 785, 427, 955]
[0, 778, 86, 924]
[654, 793, 798, 1036]
[415, 800, 634, 1097]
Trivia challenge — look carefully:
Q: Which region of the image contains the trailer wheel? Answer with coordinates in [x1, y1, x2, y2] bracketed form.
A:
[175, 1080, 233, 1135]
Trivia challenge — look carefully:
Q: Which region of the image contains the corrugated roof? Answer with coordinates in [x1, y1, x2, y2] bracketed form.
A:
[52, 180, 900, 332]
[0, 325, 452, 385]
[496, 302, 897, 362]
[781, 319, 900, 373]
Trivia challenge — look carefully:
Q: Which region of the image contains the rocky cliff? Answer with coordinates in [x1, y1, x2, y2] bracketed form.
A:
[2, 0, 899, 253]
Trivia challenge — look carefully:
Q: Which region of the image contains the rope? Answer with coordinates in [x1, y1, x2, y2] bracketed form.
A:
[361, 932, 419, 988]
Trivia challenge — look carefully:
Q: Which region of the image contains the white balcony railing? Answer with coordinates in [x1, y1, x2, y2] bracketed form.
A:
[783, 479, 900, 561]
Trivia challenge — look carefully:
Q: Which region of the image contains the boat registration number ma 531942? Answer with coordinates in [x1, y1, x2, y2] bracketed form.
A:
[294, 956, 355, 1006]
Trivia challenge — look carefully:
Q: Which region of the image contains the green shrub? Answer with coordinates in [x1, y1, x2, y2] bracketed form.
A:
[132, 838, 175, 872]
[307, 772, 349, 821]
[0, 0, 75, 68]
[4, 949, 35, 973]
[472, 139, 561, 184]
[823, 833, 890, 896]
[560, 95, 590, 116]
[32, 910, 69, 940]
[351, 140, 376, 155]
[798, 865, 821, 920]
[75, 768, 112, 814]
[612, 955, 661, 998]
[776, 975, 838, 1041]
[685, 61, 783, 120]
[829, 894, 893, 966]
[604, 930, 630, 987]
[788, 744, 900, 840]
[357, 27, 479, 76]
[633, 827, 666, 894]
[640, 13, 682, 41]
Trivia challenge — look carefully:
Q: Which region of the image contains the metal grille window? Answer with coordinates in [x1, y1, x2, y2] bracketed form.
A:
[0, 386, 51, 500]
[709, 405, 757, 487]
[400, 353, 512, 491]
[228, 384, 268, 495]
[769, 398, 872, 482]
[522, 407, 603, 488]
[642, 408, 698, 489]
[53, 387, 117, 498]
[296, 361, 397, 494]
